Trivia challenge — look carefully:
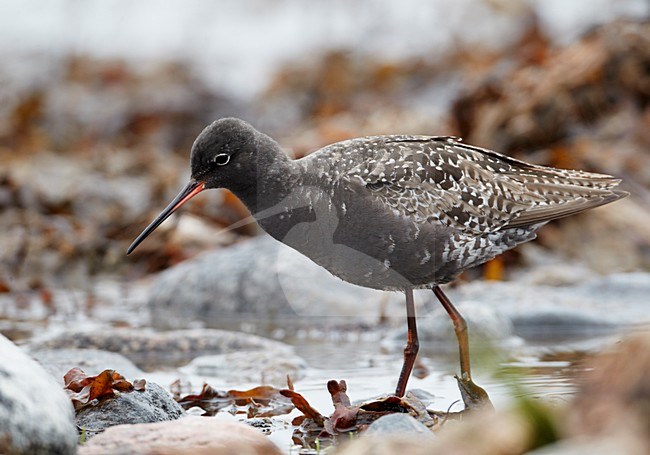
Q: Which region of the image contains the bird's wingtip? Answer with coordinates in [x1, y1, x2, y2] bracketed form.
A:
[613, 189, 630, 200]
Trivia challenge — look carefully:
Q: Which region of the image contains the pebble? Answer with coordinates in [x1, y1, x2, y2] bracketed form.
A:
[365, 413, 435, 438]
[76, 382, 184, 439]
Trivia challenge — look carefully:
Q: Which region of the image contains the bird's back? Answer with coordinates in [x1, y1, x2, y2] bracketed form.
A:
[304, 135, 627, 229]
[287, 135, 628, 288]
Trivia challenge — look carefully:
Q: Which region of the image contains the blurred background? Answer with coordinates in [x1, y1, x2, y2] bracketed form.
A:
[1, 0, 650, 429]
[2, 0, 650, 452]
[2, 0, 649, 294]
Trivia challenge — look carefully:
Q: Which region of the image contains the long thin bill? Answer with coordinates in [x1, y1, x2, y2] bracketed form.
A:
[127, 180, 206, 255]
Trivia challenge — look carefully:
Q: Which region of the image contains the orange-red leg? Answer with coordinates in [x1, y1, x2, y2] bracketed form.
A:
[433, 285, 471, 380]
[433, 285, 493, 409]
[395, 287, 418, 397]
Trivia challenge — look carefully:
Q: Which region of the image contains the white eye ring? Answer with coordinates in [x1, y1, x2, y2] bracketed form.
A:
[213, 153, 230, 166]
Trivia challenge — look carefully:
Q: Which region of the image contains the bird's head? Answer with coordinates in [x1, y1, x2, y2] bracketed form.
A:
[127, 117, 261, 255]
[189, 117, 260, 189]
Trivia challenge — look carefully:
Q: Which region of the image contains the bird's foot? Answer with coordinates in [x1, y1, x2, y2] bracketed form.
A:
[455, 374, 494, 412]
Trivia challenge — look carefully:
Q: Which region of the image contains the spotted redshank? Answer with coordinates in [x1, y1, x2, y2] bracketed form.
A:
[128, 118, 628, 407]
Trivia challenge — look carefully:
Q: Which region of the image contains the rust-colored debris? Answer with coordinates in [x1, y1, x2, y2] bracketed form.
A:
[327, 380, 358, 432]
[63, 368, 146, 411]
[279, 388, 325, 426]
[283, 378, 436, 449]
[173, 376, 437, 450]
[175, 383, 294, 418]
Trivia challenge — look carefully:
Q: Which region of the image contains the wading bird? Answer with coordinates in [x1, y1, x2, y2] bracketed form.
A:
[128, 118, 627, 407]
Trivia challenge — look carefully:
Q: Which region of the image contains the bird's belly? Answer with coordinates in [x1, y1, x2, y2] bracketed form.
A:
[260, 197, 457, 291]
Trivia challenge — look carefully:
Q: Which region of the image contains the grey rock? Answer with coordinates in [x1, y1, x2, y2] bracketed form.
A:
[147, 235, 404, 333]
[365, 413, 435, 438]
[182, 349, 308, 386]
[384, 272, 650, 356]
[510, 308, 618, 341]
[76, 382, 184, 439]
[32, 348, 145, 384]
[421, 302, 513, 342]
[386, 301, 517, 351]
[406, 388, 437, 408]
[447, 272, 650, 334]
[0, 334, 77, 455]
[28, 328, 293, 371]
[78, 416, 282, 455]
[149, 236, 650, 341]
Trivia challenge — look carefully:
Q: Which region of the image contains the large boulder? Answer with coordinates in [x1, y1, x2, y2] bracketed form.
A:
[146, 235, 404, 333]
[32, 348, 145, 383]
[28, 327, 295, 370]
[0, 334, 77, 455]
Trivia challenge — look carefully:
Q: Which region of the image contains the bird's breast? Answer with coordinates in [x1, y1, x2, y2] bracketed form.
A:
[255, 184, 456, 290]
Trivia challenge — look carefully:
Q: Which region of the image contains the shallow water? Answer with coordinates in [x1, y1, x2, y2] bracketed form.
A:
[167, 330, 614, 452]
[139, 334, 596, 453]
[0, 277, 637, 453]
[293, 335, 586, 405]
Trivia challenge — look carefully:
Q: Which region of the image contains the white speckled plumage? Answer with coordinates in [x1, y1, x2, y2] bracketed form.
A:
[292, 133, 626, 286]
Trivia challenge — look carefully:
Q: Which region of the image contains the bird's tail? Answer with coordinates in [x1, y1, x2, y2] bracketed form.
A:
[506, 168, 629, 228]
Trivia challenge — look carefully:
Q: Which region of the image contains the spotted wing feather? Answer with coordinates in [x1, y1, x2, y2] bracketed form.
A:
[342, 136, 627, 235]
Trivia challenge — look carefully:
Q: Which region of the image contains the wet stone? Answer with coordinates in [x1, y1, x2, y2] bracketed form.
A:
[27, 328, 293, 371]
[510, 308, 619, 341]
[422, 301, 513, 342]
[386, 301, 517, 353]
[446, 272, 650, 334]
[0, 334, 77, 455]
[31, 348, 145, 384]
[246, 417, 275, 434]
[76, 382, 184, 439]
[182, 349, 308, 387]
[146, 235, 403, 334]
[364, 412, 436, 438]
[78, 416, 282, 455]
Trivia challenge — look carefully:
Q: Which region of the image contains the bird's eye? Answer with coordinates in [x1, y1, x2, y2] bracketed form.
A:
[213, 153, 230, 166]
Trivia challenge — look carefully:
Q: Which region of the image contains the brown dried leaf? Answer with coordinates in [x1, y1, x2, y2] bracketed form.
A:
[280, 389, 325, 426]
[176, 383, 294, 418]
[64, 367, 92, 392]
[359, 395, 411, 413]
[107, 371, 134, 393]
[227, 385, 279, 403]
[228, 385, 294, 418]
[63, 368, 137, 411]
[176, 383, 225, 411]
[287, 379, 438, 450]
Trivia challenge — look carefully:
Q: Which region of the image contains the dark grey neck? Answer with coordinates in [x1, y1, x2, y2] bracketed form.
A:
[227, 133, 300, 217]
